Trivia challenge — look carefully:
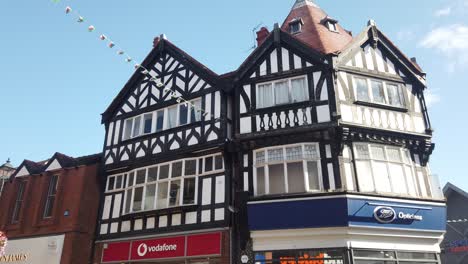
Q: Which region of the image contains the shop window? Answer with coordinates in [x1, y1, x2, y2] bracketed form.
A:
[256, 76, 309, 109]
[353, 250, 438, 264]
[11, 180, 27, 223]
[255, 249, 345, 264]
[353, 76, 406, 108]
[121, 154, 224, 214]
[254, 143, 322, 196]
[354, 143, 433, 198]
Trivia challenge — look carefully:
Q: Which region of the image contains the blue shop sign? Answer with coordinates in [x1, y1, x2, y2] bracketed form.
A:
[248, 196, 446, 231]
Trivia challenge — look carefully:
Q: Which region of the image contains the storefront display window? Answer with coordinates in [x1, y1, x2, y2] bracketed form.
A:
[352, 250, 439, 264]
[255, 249, 345, 264]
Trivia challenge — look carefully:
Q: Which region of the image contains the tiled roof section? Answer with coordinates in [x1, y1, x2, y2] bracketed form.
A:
[22, 160, 45, 175]
[281, 0, 353, 54]
[54, 152, 78, 168]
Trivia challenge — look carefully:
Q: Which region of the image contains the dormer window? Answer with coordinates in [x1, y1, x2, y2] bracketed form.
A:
[289, 18, 304, 34]
[322, 16, 339, 33]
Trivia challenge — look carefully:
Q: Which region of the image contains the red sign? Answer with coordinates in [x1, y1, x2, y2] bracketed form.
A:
[187, 233, 222, 257]
[101, 232, 222, 263]
[102, 242, 131, 263]
[131, 236, 185, 260]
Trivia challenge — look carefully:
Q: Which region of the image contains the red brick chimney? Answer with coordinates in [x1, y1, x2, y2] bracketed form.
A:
[256, 27, 270, 47]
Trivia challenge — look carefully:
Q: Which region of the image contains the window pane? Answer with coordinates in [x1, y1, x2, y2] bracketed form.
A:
[307, 161, 320, 191]
[172, 162, 183, 178]
[371, 146, 386, 160]
[417, 171, 428, 197]
[148, 167, 158, 182]
[354, 261, 396, 264]
[144, 184, 156, 210]
[402, 150, 412, 164]
[169, 180, 181, 206]
[256, 151, 265, 164]
[256, 167, 266, 195]
[128, 172, 135, 187]
[291, 77, 308, 103]
[355, 78, 369, 101]
[136, 169, 146, 185]
[124, 119, 133, 140]
[387, 148, 401, 163]
[215, 155, 223, 170]
[405, 166, 418, 196]
[107, 177, 115, 191]
[257, 83, 273, 108]
[43, 197, 55, 218]
[274, 81, 289, 105]
[397, 252, 437, 260]
[133, 116, 142, 137]
[268, 148, 283, 162]
[355, 145, 370, 159]
[304, 145, 319, 160]
[354, 250, 396, 259]
[286, 146, 302, 160]
[389, 164, 408, 195]
[156, 110, 164, 131]
[179, 104, 188, 125]
[183, 178, 196, 205]
[125, 189, 132, 213]
[356, 161, 374, 192]
[269, 164, 286, 194]
[191, 99, 202, 122]
[287, 162, 306, 193]
[205, 157, 213, 172]
[115, 175, 123, 189]
[373, 162, 392, 193]
[168, 106, 178, 129]
[387, 84, 404, 107]
[133, 187, 143, 212]
[143, 113, 153, 134]
[159, 165, 169, 180]
[371, 80, 386, 104]
[156, 182, 168, 209]
[185, 160, 197, 176]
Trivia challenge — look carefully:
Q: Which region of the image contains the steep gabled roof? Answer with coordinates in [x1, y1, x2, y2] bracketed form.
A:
[281, 0, 353, 54]
[444, 182, 468, 200]
[335, 21, 427, 88]
[231, 25, 329, 85]
[101, 37, 220, 124]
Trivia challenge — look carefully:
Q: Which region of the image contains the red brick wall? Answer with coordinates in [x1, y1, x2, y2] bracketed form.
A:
[0, 163, 101, 264]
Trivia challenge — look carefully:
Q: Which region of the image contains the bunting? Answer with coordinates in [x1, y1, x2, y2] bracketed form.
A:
[54, 3, 214, 119]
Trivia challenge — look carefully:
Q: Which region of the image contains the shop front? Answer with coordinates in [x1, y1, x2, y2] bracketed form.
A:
[0, 234, 64, 264]
[247, 194, 446, 264]
[98, 231, 228, 264]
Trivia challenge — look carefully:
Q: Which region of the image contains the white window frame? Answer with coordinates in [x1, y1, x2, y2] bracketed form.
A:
[353, 143, 432, 198]
[253, 143, 322, 196]
[256, 75, 309, 109]
[105, 174, 125, 193]
[120, 153, 224, 215]
[290, 22, 302, 34]
[121, 97, 203, 141]
[352, 76, 406, 108]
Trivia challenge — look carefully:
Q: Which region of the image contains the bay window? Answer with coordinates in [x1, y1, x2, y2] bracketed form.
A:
[122, 98, 202, 141]
[121, 154, 224, 214]
[254, 143, 322, 196]
[256, 76, 309, 109]
[353, 76, 406, 108]
[354, 143, 432, 198]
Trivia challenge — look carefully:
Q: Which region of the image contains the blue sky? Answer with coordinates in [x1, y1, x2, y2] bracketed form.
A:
[0, 0, 467, 190]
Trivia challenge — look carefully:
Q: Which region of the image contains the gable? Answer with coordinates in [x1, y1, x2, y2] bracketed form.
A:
[45, 159, 62, 172]
[102, 39, 219, 123]
[14, 166, 29, 177]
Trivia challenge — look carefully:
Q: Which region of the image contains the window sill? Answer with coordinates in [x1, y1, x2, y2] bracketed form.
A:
[354, 101, 408, 113]
[121, 204, 198, 220]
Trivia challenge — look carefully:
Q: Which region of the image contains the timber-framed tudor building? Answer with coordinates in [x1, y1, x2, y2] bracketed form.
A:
[94, 1, 446, 263]
[1, 0, 446, 264]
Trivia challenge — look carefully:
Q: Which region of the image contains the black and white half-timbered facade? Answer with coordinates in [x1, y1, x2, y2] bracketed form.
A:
[94, 1, 446, 263]
[95, 37, 231, 264]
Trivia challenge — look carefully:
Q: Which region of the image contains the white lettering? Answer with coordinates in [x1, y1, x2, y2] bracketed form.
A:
[398, 212, 423, 221]
[136, 243, 177, 257]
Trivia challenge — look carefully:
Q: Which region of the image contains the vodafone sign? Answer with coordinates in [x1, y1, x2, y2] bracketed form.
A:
[131, 236, 185, 260]
[102, 232, 222, 263]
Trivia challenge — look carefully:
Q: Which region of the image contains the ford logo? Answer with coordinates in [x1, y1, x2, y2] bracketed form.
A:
[374, 206, 397, 223]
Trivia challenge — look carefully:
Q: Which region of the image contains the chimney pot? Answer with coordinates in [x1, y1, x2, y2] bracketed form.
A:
[411, 57, 418, 63]
[256, 27, 270, 47]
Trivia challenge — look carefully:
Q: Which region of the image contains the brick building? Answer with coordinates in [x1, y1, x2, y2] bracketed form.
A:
[0, 153, 101, 264]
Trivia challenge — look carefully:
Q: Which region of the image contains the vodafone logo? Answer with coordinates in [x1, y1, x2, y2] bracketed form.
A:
[136, 242, 177, 257]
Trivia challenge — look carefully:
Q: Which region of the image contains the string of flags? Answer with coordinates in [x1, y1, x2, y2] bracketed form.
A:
[57, 3, 213, 119]
[447, 219, 468, 223]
